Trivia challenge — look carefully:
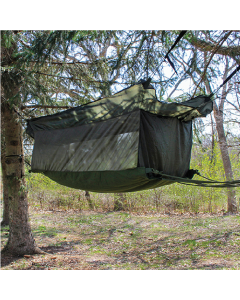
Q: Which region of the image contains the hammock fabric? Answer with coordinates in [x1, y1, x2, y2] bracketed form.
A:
[27, 82, 213, 193]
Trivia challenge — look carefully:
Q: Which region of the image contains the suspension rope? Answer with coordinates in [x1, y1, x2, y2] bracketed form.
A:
[164, 30, 187, 75]
[210, 64, 240, 98]
[150, 169, 240, 188]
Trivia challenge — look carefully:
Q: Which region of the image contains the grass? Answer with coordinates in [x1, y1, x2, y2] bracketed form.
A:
[1, 209, 240, 270]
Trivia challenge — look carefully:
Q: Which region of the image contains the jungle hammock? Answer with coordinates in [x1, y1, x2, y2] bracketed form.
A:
[26, 82, 239, 193]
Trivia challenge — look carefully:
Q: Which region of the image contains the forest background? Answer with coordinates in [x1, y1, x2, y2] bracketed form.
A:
[0, 30, 240, 253]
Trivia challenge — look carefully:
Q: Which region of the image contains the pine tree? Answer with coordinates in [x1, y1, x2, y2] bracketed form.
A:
[2, 30, 156, 254]
[1, 30, 109, 254]
[1, 31, 43, 254]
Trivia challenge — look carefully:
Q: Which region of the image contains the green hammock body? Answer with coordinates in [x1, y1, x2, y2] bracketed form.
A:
[27, 83, 215, 193]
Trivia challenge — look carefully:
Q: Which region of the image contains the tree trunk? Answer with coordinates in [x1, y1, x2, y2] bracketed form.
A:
[1, 113, 9, 226]
[114, 193, 126, 211]
[204, 71, 237, 213]
[213, 107, 238, 213]
[1, 142, 9, 226]
[85, 191, 94, 210]
[1, 34, 42, 255]
[210, 114, 215, 164]
[1, 103, 43, 255]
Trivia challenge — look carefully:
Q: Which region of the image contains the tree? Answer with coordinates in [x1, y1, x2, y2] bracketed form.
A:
[1, 118, 9, 226]
[187, 31, 239, 213]
[1, 30, 96, 255]
[1, 32, 43, 254]
[204, 60, 238, 213]
[1, 30, 139, 254]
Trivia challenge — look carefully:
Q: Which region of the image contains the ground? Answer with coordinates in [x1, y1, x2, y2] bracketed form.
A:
[1, 209, 240, 270]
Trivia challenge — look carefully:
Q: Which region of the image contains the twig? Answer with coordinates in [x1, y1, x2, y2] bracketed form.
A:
[21, 105, 72, 110]
[192, 31, 233, 97]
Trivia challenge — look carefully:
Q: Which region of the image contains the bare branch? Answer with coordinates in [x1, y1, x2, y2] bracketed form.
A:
[192, 31, 233, 97]
[189, 32, 240, 64]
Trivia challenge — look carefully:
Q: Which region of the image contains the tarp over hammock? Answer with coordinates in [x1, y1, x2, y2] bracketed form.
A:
[27, 83, 213, 193]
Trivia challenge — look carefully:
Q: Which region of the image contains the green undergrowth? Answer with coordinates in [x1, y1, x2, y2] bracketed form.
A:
[24, 143, 240, 214]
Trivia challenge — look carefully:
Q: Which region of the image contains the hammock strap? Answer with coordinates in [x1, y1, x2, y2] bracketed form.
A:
[210, 64, 240, 98]
[149, 169, 240, 188]
[164, 30, 187, 75]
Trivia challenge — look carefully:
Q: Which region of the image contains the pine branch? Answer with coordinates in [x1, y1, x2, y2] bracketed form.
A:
[29, 59, 111, 65]
[29, 71, 127, 84]
[21, 105, 72, 110]
[189, 32, 240, 64]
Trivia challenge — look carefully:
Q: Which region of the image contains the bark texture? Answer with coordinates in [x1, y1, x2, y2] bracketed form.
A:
[85, 191, 94, 210]
[1, 34, 43, 255]
[213, 104, 238, 213]
[0, 68, 9, 226]
[204, 67, 237, 213]
[1, 103, 42, 255]
[1, 129, 9, 226]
